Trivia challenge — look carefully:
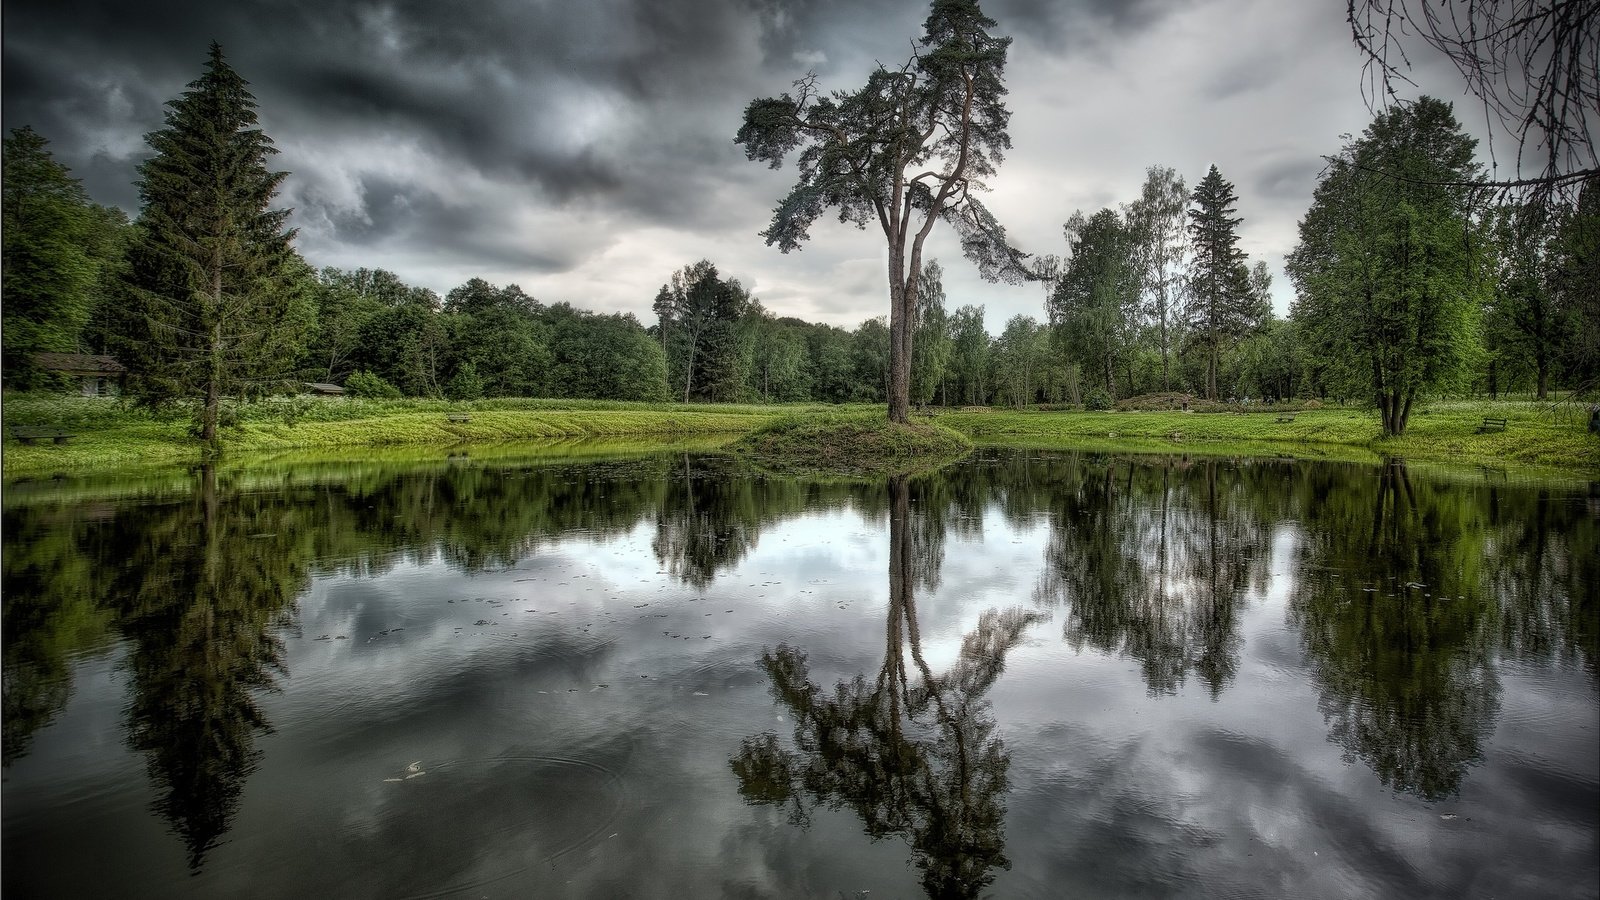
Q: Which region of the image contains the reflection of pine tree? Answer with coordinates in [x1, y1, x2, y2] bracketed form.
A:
[731, 476, 1039, 899]
[1035, 457, 1274, 696]
[1289, 462, 1501, 801]
[107, 468, 303, 869]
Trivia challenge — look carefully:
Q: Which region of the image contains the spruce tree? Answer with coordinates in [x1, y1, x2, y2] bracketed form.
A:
[115, 43, 309, 451]
[1186, 165, 1254, 400]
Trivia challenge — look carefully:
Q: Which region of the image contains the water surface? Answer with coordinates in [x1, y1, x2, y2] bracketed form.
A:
[3, 448, 1596, 898]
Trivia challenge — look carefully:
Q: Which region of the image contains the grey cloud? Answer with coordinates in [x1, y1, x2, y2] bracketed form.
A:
[2, 0, 1494, 325]
[1253, 156, 1325, 201]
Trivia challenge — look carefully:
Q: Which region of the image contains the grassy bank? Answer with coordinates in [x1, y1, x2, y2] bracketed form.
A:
[936, 400, 1598, 474]
[3, 393, 1594, 479]
[0, 395, 807, 478]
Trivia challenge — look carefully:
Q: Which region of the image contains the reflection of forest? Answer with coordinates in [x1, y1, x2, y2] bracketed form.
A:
[3, 450, 1595, 864]
[1015, 451, 1596, 799]
[1032, 456, 1279, 696]
[1288, 461, 1597, 800]
[731, 475, 1040, 899]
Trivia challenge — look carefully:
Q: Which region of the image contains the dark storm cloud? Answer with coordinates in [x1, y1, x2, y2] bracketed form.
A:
[990, 0, 1188, 51]
[3, 0, 1478, 323]
[3, 0, 769, 230]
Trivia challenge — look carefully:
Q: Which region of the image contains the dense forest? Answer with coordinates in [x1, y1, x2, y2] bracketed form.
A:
[3, 48, 1596, 425]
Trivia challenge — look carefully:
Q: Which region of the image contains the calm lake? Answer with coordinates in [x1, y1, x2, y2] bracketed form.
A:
[3, 447, 1596, 898]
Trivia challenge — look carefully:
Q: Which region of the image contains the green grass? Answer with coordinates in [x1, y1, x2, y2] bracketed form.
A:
[3, 393, 1594, 480]
[2, 433, 740, 508]
[731, 410, 973, 477]
[0, 394, 835, 479]
[934, 400, 1598, 475]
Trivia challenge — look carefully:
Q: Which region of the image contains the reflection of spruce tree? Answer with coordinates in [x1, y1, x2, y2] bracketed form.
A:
[731, 476, 1039, 899]
[1035, 457, 1272, 696]
[1289, 462, 1499, 800]
[106, 467, 305, 869]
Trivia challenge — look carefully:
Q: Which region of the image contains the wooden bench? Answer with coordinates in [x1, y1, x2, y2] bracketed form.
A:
[1274, 413, 1298, 424]
[446, 413, 471, 424]
[8, 426, 74, 445]
[1476, 417, 1507, 433]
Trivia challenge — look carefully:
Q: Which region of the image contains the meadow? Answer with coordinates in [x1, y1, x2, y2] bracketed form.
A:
[2, 393, 1594, 480]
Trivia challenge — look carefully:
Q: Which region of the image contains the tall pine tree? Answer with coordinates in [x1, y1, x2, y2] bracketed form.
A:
[1186, 165, 1255, 400]
[114, 43, 309, 450]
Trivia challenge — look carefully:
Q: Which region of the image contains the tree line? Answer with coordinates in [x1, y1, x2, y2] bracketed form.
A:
[3, 42, 1595, 444]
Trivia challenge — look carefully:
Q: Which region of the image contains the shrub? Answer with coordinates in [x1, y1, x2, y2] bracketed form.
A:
[445, 364, 484, 401]
[345, 371, 402, 399]
[1083, 387, 1113, 411]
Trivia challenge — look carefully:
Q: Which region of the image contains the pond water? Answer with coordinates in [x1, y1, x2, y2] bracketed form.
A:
[3, 448, 1596, 899]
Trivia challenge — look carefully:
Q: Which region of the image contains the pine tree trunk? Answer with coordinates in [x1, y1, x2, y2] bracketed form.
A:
[888, 251, 912, 424]
[1207, 337, 1219, 401]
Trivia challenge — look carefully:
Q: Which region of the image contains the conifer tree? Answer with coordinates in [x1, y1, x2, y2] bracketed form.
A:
[737, 0, 1030, 424]
[1186, 165, 1257, 400]
[114, 43, 309, 451]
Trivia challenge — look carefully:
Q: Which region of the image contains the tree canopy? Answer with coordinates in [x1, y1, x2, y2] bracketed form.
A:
[1288, 97, 1484, 435]
[737, 0, 1030, 423]
[111, 43, 311, 449]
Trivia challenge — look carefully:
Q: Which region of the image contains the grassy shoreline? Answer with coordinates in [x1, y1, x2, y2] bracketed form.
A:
[3, 394, 1594, 480]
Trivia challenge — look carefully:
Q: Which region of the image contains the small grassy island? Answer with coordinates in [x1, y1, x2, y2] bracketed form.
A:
[731, 412, 974, 477]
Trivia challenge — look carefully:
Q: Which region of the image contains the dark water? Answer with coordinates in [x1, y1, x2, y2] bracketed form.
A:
[3, 448, 1596, 899]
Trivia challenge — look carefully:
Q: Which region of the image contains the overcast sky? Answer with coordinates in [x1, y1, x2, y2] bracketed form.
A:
[3, 0, 1483, 332]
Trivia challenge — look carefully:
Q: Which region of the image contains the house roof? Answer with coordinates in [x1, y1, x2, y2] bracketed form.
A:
[32, 352, 126, 375]
[302, 382, 347, 394]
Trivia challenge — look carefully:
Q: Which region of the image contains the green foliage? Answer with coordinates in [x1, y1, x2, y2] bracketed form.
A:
[745, 316, 813, 402]
[653, 260, 752, 402]
[1186, 165, 1266, 400]
[1049, 208, 1140, 398]
[850, 317, 892, 402]
[444, 361, 485, 401]
[991, 314, 1048, 407]
[110, 44, 311, 449]
[444, 278, 550, 397]
[1288, 97, 1485, 435]
[545, 303, 669, 402]
[737, 0, 1027, 422]
[344, 370, 401, 399]
[1126, 166, 1189, 391]
[911, 260, 954, 405]
[1, 127, 128, 385]
[1082, 386, 1113, 411]
[946, 304, 992, 405]
[1549, 180, 1599, 391]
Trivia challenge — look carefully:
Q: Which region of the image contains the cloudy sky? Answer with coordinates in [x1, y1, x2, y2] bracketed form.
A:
[3, 0, 1482, 332]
